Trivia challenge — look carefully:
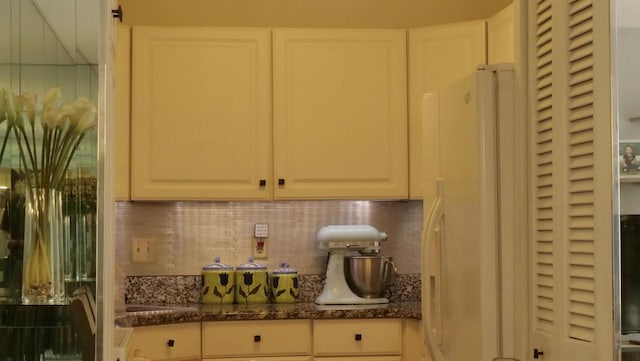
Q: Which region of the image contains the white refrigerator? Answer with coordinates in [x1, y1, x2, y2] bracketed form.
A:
[421, 64, 516, 361]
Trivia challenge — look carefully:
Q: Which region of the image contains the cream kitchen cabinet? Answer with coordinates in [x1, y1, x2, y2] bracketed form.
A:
[128, 322, 201, 361]
[408, 21, 487, 200]
[203, 358, 310, 361]
[115, 23, 131, 201]
[313, 356, 400, 361]
[130, 27, 272, 200]
[402, 319, 424, 361]
[125, 318, 418, 361]
[201, 320, 311, 359]
[272, 29, 408, 200]
[127, 26, 408, 201]
[313, 319, 402, 359]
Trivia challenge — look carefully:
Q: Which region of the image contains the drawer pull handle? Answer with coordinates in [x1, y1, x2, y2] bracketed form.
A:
[355, 334, 362, 341]
[254, 335, 261, 342]
[167, 339, 175, 347]
[278, 178, 285, 186]
[259, 179, 266, 187]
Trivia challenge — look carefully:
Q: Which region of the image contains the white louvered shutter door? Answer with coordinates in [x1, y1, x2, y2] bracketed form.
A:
[528, 0, 614, 360]
[529, 0, 556, 356]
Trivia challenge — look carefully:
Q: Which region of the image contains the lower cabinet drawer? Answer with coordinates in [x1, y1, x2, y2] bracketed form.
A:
[203, 357, 310, 361]
[313, 356, 400, 361]
[202, 320, 312, 358]
[129, 322, 201, 361]
[313, 319, 402, 356]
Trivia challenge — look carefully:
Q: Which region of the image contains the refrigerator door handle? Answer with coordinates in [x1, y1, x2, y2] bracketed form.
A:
[422, 179, 446, 361]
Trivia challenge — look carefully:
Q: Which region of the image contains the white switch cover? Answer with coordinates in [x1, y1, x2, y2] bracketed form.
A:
[132, 238, 153, 263]
[254, 224, 269, 238]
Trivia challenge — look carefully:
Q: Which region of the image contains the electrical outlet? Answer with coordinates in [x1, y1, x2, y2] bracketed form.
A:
[253, 238, 267, 259]
[132, 238, 153, 263]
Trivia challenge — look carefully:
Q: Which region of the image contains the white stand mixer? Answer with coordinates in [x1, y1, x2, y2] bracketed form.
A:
[315, 225, 390, 305]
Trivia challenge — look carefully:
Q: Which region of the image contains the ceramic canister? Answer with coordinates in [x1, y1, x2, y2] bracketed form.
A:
[202, 257, 235, 304]
[235, 257, 269, 304]
[271, 263, 299, 303]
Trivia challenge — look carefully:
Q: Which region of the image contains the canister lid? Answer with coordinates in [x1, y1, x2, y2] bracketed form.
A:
[203, 256, 233, 271]
[236, 257, 267, 270]
[272, 262, 297, 274]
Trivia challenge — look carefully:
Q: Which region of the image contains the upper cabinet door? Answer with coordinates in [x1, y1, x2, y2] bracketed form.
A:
[273, 29, 408, 200]
[408, 21, 486, 200]
[115, 24, 131, 201]
[131, 27, 272, 200]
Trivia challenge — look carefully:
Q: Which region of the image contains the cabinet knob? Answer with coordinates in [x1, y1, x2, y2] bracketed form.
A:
[278, 178, 285, 186]
[259, 179, 266, 187]
[533, 348, 544, 359]
[355, 334, 362, 341]
[254, 335, 261, 342]
[111, 5, 123, 22]
[167, 339, 175, 347]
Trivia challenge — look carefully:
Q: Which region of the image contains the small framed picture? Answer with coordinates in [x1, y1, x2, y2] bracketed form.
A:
[620, 141, 640, 181]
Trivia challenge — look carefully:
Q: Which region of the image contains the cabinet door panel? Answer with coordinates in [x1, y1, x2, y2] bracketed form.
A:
[204, 356, 308, 361]
[202, 320, 311, 358]
[313, 319, 402, 356]
[132, 27, 272, 200]
[408, 21, 486, 200]
[128, 323, 201, 361]
[273, 29, 408, 199]
[115, 23, 131, 201]
[313, 356, 400, 361]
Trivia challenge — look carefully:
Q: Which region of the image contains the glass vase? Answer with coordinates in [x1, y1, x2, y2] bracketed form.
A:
[22, 188, 65, 304]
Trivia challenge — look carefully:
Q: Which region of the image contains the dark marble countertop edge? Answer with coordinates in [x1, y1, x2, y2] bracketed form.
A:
[115, 301, 422, 327]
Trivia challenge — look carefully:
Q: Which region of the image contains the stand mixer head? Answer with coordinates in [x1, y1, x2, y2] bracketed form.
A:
[315, 225, 390, 305]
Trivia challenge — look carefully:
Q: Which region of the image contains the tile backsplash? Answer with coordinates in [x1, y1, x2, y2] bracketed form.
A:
[115, 200, 423, 275]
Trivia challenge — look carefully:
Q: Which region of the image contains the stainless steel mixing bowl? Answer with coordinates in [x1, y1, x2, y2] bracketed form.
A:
[344, 256, 397, 298]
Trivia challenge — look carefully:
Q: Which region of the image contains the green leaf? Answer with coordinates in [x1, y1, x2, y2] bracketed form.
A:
[239, 287, 248, 298]
[213, 286, 223, 298]
[289, 288, 298, 298]
[276, 289, 286, 297]
[226, 285, 235, 295]
[249, 284, 261, 295]
[201, 286, 209, 295]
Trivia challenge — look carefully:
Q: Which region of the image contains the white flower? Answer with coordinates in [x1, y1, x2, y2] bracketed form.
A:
[19, 92, 37, 126]
[76, 107, 97, 134]
[67, 97, 95, 127]
[42, 87, 61, 111]
[44, 108, 70, 129]
[0, 89, 7, 122]
[5, 91, 18, 126]
[0, 87, 97, 191]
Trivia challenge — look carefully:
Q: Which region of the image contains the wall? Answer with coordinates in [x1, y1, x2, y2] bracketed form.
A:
[118, 0, 512, 28]
[115, 200, 422, 276]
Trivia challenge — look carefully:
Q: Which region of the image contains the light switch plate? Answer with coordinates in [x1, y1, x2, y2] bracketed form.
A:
[131, 238, 153, 263]
[254, 223, 269, 238]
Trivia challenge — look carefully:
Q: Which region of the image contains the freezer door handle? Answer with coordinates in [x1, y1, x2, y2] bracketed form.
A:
[421, 178, 446, 361]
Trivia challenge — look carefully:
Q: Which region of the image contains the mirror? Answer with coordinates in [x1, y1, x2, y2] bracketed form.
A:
[0, 0, 99, 360]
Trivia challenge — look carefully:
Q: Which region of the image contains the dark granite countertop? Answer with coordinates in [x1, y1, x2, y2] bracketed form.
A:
[115, 301, 421, 327]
